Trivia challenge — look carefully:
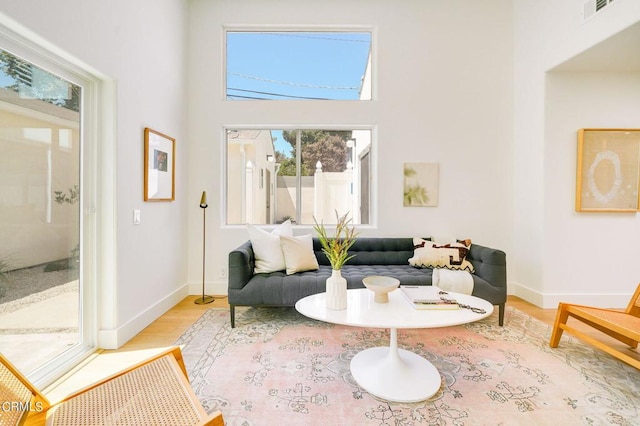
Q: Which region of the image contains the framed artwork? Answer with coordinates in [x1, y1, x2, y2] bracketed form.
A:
[403, 162, 439, 207]
[144, 127, 175, 201]
[576, 129, 640, 212]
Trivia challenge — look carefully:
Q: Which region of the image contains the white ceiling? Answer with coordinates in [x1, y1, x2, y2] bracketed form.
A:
[551, 21, 640, 72]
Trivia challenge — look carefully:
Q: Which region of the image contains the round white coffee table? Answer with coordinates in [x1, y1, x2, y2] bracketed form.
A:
[295, 288, 493, 403]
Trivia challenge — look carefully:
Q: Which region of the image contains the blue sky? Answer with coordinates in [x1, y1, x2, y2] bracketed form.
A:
[226, 31, 371, 155]
[226, 31, 371, 100]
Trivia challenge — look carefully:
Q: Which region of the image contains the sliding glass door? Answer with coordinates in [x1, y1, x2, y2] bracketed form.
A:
[0, 39, 96, 386]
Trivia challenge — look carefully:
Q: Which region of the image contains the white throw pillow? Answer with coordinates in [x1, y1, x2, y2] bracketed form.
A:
[247, 220, 292, 273]
[280, 234, 319, 275]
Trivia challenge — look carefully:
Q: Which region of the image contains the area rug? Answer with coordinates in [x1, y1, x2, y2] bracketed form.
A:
[175, 306, 639, 425]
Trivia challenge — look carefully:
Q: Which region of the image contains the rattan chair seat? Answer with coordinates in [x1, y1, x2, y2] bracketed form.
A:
[1, 346, 224, 426]
[567, 306, 640, 340]
[47, 355, 202, 425]
[1, 362, 32, 426]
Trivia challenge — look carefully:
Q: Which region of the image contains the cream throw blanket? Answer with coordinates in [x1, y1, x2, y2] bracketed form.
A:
[432, 268, 474, 295]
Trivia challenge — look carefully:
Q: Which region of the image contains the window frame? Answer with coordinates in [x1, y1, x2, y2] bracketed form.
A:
[222, 25, 375, 102]
[223, 125, 376, 227]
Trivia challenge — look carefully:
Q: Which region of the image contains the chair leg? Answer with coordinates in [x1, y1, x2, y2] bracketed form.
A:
[549, 303, 568, 348]
[230, 305, 235, 328]
[498, 303, 505, 326]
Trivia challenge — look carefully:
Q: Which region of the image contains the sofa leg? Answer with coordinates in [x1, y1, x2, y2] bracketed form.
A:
[498, 303, 505, 326]
[230, 305, 235, 328]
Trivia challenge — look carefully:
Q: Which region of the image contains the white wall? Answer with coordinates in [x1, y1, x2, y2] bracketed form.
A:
[0, 99, 80, 268]
[0, 0, 190, 347]
[187, 0, 515, 296]
[513, 0, 640, 307]
[544, 72, 640, 303]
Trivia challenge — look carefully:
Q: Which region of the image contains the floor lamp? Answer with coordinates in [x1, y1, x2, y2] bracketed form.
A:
[195, 191, 214, 305]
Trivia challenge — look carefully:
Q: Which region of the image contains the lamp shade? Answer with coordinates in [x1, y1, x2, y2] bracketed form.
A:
[199, 191, 208, 208]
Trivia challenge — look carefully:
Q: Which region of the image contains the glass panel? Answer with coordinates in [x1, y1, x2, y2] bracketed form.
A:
[0, 49, 81, 374]
[226, 31, 372, 100]
[226, 128, 371, 225]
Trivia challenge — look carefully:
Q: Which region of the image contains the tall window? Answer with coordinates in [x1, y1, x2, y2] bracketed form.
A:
[0, 38, 96, 386]
[226, 128, 371, 225]
[224, 28, 374, 225]
[226, 31, 372, 101]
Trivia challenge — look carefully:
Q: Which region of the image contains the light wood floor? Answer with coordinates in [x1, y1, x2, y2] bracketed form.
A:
[115, 296, 573, 352]
[44, 295, 637, 401]
[119, 295, 561, 349]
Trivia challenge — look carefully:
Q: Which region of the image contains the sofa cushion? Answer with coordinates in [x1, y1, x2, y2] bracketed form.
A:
[408, 238, 475, 272]
[313, 237, 429, 266]
[280, 234, 319, 275]
[246, 265, 434, 306]
[247, 220, 292, 273]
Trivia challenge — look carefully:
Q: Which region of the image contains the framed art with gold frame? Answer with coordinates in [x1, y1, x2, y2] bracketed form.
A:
[576, 129, 640, 212]
[144, 127, 175, 201]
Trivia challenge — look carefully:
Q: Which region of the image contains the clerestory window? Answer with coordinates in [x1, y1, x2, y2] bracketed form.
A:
[225, 31, 372, 101]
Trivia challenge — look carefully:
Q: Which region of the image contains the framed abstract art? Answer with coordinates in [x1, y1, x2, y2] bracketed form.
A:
[144, 127, 175, 201]
[576, 129, 640, 212]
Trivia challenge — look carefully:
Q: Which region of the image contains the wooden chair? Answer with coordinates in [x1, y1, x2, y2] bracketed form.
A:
[549, 284, 640, 370]
[0, 346, 224, 426]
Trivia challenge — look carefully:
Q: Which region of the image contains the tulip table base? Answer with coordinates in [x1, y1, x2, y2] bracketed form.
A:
[350, 327, 441, 402]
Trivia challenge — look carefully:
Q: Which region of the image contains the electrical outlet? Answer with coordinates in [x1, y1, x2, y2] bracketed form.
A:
[220, 267, 227, 278]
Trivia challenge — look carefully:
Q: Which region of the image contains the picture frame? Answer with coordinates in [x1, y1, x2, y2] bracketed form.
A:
[576, 129, 640, 212]
[403, 162, 439, 207]
[144, 127, 175, 201]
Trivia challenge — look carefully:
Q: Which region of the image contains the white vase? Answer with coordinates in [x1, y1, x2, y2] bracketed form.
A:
[326, 269, 347, 310]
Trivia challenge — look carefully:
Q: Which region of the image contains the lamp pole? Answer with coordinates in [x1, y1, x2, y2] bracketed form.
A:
[195, 191, 214, 304]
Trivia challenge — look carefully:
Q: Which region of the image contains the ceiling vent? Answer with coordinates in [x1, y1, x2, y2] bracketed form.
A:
[583, 0, 615, 21]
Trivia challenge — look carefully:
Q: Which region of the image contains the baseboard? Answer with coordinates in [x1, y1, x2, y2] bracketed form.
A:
[511, 283, 545, 307]
[98, 284, 189, 349]
[188, 279, 228, 297]
[511, 282, 630, 309]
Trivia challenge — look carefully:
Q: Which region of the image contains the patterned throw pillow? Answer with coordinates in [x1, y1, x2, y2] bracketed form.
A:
[408, 237, 475, 273]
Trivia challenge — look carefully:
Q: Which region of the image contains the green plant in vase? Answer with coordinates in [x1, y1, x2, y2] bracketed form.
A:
[313, 211, 358, 269]
[313, 211, 358, 310]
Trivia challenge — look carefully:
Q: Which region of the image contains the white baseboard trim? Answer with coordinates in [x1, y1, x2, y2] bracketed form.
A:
[98, 284, 189, 349]
[188, 279, 228, 297]
[511, 282, 630, 309]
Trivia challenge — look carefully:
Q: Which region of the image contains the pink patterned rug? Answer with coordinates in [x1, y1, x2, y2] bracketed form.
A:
[175, 306, 639, 425]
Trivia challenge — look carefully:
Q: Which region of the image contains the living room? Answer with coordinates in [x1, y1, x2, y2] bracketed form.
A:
[1, 0, 639, 423]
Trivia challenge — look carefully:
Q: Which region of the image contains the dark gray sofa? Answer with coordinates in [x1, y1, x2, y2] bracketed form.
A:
[228, 237, 507, 328]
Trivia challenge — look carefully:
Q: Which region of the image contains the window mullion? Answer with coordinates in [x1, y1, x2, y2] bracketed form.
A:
[295, 130, 302, 224]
